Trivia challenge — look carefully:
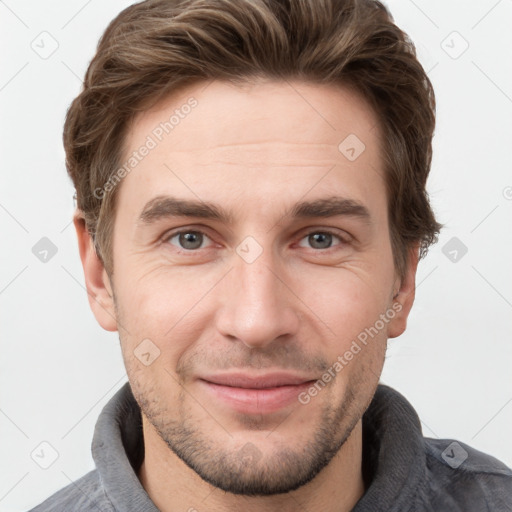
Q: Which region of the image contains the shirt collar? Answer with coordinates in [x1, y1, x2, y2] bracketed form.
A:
[92, 383, 157, 511]
[354, 384, 427, 511]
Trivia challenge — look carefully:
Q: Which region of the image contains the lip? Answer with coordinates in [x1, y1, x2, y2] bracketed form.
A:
[200, 372, 315, 389]
[198, 372, 316, 415]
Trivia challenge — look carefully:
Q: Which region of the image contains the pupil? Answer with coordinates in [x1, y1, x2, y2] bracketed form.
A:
[310, 233, 331, 249]
[180, 232, 202, 249]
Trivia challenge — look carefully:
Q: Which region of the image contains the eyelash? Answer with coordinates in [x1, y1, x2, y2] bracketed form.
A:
[162, 227, 349, 253]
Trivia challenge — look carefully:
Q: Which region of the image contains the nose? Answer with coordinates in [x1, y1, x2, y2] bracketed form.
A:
[215, 249, 300, 349]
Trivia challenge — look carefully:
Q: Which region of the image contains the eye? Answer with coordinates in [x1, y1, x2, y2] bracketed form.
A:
[297, 230, 345, 250]
[163, 228, 348, 253]
[165, 230, 213, 251]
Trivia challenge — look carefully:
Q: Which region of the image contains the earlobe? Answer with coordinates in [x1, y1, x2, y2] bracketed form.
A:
[387, 245, 420, 339]
[73, 211, 118, 332]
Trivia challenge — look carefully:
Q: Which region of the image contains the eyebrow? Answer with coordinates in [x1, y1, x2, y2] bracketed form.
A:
[138, 195, 371, 225]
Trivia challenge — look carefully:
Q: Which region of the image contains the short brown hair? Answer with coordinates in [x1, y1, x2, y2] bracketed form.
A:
[64, 0, 441, 279]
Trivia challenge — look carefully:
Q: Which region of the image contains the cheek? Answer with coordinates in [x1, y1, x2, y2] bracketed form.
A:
[296, 265, 393, 337]
[289, 264, 393, 384]
[116, 275, 201, 406]
[115, 265, 217, 364]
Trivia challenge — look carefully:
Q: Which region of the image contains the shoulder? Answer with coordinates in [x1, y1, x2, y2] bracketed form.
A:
[27, 469, 114, 512]
[423, 437, 512, 510]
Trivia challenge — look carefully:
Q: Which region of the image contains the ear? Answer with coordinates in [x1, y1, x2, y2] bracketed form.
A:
[387, 245, 420, 339]
[73, 210, 118, 332]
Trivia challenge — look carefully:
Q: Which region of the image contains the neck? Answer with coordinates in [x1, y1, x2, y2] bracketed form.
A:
[138, 416, 365, 512]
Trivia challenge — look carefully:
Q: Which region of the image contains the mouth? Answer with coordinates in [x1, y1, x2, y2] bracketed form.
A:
[198, 372, 317, 414]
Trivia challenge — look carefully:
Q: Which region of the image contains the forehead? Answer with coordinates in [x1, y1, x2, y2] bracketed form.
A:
[117, 79, 384, 221]
[125, 79, 380, 155]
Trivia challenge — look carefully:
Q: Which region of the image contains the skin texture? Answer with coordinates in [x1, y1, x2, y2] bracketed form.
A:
[75, 79, 418, 512]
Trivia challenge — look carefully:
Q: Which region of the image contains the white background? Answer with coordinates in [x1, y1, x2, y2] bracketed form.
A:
[1, 1, 511, 510]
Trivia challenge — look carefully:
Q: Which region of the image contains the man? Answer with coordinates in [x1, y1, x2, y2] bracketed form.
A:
[30, 0, 512, 510]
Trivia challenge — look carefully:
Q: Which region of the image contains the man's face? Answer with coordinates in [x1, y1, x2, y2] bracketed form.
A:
[93, 80, 413, 495]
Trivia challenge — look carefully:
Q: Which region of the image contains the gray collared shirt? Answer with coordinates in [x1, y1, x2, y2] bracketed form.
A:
[29, 382, 512, 511]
